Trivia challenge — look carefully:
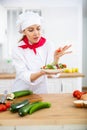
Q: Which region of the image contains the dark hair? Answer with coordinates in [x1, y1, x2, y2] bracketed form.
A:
[18, 35, 25, 42]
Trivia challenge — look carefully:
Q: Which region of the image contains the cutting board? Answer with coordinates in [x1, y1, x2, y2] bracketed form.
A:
[12, 94, 43, 104]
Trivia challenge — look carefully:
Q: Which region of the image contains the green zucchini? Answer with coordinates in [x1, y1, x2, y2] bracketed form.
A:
[13, 90, 33, 98]
[18, 102, 38, 116]
[29, 102, 51, 114]
[10, 99, 29, 113]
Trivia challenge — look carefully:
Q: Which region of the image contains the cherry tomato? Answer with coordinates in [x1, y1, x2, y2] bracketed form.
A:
[57, 48, 62, 52]
[43, 66, 46, 69]
[77, 92, 83, 99]
[62, 64, 67, 68]
[77, 92, 87, 99]
[73, 90, 80, 97]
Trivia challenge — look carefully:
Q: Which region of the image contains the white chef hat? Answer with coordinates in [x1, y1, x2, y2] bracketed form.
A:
[16, 11, 43, 33]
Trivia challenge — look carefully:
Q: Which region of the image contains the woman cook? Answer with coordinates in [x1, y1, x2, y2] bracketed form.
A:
[12, 11, 72, 94]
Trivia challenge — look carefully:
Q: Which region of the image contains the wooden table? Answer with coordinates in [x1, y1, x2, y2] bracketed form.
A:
[0, 73, 85, 94]
[0, 73, 16, 79]
[0, 72, 84, 79]
[0, 94, 87, 127]
[48, 72, 85, 78]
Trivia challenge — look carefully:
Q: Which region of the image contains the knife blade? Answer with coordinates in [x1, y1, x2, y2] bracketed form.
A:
[0, 90, 8, 104]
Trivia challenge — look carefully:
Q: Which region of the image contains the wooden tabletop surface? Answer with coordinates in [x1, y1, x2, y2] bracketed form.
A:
[0, 93, 87, 126]
[0, 73, 16, 79]
[0, 72, 85, 79]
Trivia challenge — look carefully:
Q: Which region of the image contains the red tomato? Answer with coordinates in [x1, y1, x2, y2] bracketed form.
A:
[73, 90, 80, 97]
[0, 104, 7, 111]
[42, 66, 46, 69]
[5, 101, 11, 108]
[57, 48, 62, 52]
[0, 104, 3, 111]
[62, 64, 67, 68]
[77, 92, 83, 99]
[73, 90, 87, 99]
[77, 92, 87, 99]
[2, 104, 7, 111]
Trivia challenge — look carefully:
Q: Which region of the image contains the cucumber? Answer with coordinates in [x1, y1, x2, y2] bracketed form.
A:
[29, 102, 51, 114]
[18, 102, 38, 116]
[13, 90, 33, 98]
[10, 99, 29, 113]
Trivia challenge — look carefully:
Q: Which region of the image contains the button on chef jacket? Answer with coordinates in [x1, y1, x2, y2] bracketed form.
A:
[12, 39, 55, 94]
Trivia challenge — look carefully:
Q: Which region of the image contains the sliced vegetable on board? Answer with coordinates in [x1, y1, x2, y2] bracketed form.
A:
[13, 90, 33, 98]
[7, 90, 33, 100]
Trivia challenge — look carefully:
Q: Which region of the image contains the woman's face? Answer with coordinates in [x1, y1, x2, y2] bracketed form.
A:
[23, 24, 41, 44]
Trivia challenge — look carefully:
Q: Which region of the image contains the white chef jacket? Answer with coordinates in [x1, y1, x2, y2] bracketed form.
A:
[12, 39, 55, 94]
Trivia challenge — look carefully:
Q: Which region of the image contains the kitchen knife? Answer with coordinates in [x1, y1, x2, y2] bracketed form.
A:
[0, 90, 8, 104]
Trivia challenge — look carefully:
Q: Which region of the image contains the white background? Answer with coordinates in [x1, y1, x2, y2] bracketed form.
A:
[0, 0, 87, 88]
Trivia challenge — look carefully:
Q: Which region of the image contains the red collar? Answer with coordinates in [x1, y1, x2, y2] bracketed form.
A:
[19, 36, 46, 54]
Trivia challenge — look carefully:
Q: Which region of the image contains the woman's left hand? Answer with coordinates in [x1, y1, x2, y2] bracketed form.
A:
[54, 44, 72, 64]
